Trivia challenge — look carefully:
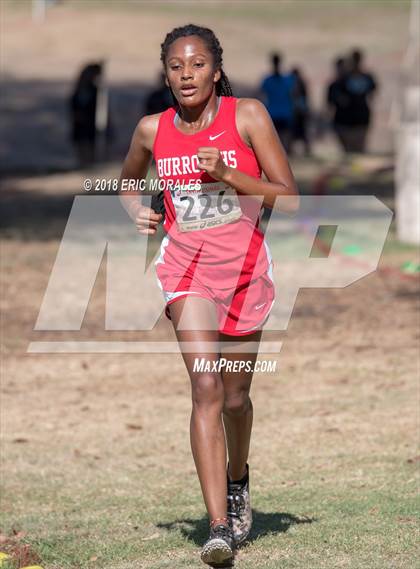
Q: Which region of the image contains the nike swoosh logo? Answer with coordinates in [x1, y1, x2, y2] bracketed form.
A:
[255, 302, 267, 310]
[209, 131, 226, 141]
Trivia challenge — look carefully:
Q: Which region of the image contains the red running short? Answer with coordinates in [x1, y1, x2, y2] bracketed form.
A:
[157, 265, 275, 337]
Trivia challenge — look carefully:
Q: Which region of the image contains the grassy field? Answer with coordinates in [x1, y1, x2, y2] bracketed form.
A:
[1, 1, 419, 568]
[1, 157, 419, 568]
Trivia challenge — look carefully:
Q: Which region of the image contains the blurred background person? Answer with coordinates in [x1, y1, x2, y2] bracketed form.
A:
[144, 71, 174, 115]
[69, 61, 113, 167]
[290, 66, 311, 156]
[326, 56, 351, 153]
[259, 52, 295, 152]
[326, 50, 377, 154]
[341, 48, 377, 153]
[143, 71, 171, 218]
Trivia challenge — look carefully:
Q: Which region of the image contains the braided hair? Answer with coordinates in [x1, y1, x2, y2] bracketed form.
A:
[153, 25, 232, 217]
[160, 23, 233, 106]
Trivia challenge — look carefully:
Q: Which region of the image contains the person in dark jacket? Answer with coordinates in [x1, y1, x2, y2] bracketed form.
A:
[327, 50, 377, 153]
[327, 56, 350, 151]
[290, 66, 311, 156]
[70, 63, 103, 166]
[340, 49, 377, 152]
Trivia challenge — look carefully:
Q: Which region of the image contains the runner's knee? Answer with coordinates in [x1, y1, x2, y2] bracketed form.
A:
[191, 374, 224, 410]
[223, 392, 251, 417]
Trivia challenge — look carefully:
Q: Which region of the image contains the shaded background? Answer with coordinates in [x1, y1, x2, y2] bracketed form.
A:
[0, 0, 413, 172]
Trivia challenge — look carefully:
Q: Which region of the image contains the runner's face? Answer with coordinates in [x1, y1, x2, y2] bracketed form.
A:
[165, 36, 221, 105]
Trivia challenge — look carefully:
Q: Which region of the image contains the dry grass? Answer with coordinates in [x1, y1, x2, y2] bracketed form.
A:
[1, 2, 419, 568]
[1, 193, 419, 567]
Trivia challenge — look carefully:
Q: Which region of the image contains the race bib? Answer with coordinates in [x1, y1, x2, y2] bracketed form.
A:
[173, 182, 243, 232]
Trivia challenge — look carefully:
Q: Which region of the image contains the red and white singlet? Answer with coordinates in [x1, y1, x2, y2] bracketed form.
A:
[152, 95, 275, 335]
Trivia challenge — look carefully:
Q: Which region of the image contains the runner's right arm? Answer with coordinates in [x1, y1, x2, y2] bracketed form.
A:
[119, 114, 163, 235]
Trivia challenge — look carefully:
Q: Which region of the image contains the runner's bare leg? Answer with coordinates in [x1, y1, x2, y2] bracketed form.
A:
[169, 296, 227, 522]
[220, 331, 262, 481]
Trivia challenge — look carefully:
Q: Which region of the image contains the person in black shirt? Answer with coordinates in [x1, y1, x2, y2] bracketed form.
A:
[327, 56, 349, 149]
[70, 63, 102, 167]
[341, 49, 377, 152]
[327, 50, 377, 154]
[144, 72, 173, 115]
[290, 66, 311, 156]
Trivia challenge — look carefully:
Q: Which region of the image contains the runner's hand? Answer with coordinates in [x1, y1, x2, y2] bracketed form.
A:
[134, 205, 162, 235]
[197, 147, 230, 182]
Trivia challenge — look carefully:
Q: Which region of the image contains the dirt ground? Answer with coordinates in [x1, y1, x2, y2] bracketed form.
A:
[1, 157, 419, 568]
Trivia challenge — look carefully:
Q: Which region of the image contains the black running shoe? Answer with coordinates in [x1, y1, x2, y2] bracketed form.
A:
[200, 522, 235, 568]
[227, 464, 252, 546]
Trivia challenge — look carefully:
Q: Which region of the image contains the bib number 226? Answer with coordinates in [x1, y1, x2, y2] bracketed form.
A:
[175, 185, 242, 232]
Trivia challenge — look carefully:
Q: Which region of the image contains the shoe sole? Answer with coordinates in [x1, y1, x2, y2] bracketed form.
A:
[200, 538, 234, 566]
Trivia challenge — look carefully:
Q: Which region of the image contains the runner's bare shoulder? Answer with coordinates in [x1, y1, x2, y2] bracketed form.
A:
[133, 112, 164, 152]
[236, 98, 268, 148]
[237, 98, 270, 124]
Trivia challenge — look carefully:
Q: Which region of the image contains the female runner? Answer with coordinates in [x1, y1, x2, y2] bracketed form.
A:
[119, 24, 299, 568]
